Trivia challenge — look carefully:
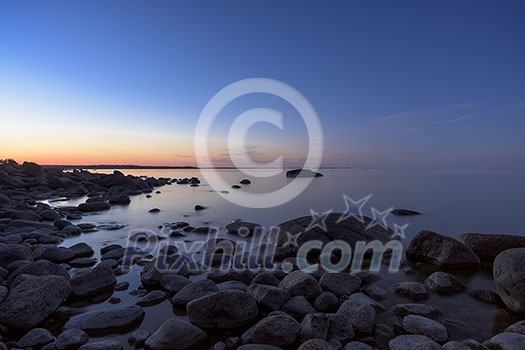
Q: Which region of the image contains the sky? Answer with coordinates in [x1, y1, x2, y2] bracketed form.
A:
[0, 0, 524, 168]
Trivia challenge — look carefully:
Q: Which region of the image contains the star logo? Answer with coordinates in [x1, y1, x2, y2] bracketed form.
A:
[283, 231, 300, 248]
[391, 223, 409, 240]
[337, 194, 372, 224]
[367, 206, 393, 230]
[307, 209, 333, 232]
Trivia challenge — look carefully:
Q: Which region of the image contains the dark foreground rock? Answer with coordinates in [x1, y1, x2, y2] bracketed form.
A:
[0, 274, 71, 328]
[456, 233, 525, 261]
[69, 263, 117, 298]
[241, 312, 300, 347]
[144, 318, 206, 349]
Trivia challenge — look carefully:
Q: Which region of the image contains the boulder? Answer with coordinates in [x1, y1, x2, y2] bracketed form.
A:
[68, 242, 94, 257]
[41, 246, 76, 263]
[16, 328, 54, 348]
[64, 305, 145, 336]
[172, 280, 219, 307]
[392, 282, 431, 301]
[505, 320, 525, 335]
[241, 312, 300, 347]
[391, 303, 442, 319]
[187, 290, 258, 329]
[70, 263, 117, 298]
[327, 313, 355, 342]
[159, 274, 191, 295]
[402, 315, 448, 342]
[78, 202, 111, 213]
[247, 284, 290, 310]
[468, 289, 503, 305]
[483, 332, 525, 350]
[79, 340, 124, 350]
[279, 271, 322, 301]
[299, 313, 329, 342]
[298, 339, 334, 350]
[0, 274, 71, 328]
[493, 248, 525, 313]
[313, 291, 339, 312]
[8, 260, 70, 285]
[280, 295, 316, 321]
[55, 329, 90, 350]
[336, 299, 375, 334]
[456, 233, 525, 261]
[285, 169, 323, 178]
[226, 221, 262, 236]
[424, 272, 466, 295]
[406, 230, 480, 270]
[0, 244, 33, 268]
[319, 272, 361, 297]
[389, 335, 442, 350]
[144, 318, 206, 349]
[135, 290, 166, 307]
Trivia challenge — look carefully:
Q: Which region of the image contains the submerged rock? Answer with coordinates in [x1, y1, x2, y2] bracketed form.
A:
[424, 271, 466, 295]
[55, 329, 90, 350]
[144, 318, 206, 350]
[64, 305, 145, 336]
[285, 169, 323, 178]
[402, 315, 448, 342]
[483, 332, 525, 350]
[69, 263, 116, 298]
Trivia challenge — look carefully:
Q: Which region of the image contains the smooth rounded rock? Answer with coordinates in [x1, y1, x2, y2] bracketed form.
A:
[144, 318, 206, 350]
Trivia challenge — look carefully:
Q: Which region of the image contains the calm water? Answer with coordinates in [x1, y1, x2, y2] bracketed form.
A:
[54, 168, 525, 348]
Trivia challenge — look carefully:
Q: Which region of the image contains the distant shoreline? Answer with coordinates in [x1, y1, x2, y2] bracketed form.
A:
[43, 165, 357, 170]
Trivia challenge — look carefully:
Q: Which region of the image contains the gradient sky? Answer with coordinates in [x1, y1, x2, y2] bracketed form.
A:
[1, 0, 524, 168]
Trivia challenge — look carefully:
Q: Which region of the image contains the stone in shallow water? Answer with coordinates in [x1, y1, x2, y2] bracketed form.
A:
[468, 288, 503, 304]
[241, 312, 300, 347]
[187, 290, 258, 329]
[456, 233, 525, 261]
[344, 341, 373, 350]
[135, 290, 166, 307]
[64, 305, 145, 336]
[279, 270, 322, 301]
[172, 279, 219, 307]
[319, 272, 361, 297]
[55, 329, 89, 350]
[68, 242, 94, 257]
[391, 303, 442, 319]
[483, 332, 525, 350]
[16, 328, 54, 348]
[442, 341, 471, 350]
[144, 318, 206, 350]
[128, 330, 151, 347]
[79, 340, 124, 350]
[493, 248, 525, 314]
[69, 263, 116, 298]
[247, 283, 291, 311]
[392, 282, 431, 301]
[298, 339, 333, 350]
[506, 320, 525, 335]
[0, 274, 71, 328]
[8, 260, 70, 285]
[424, 271, 466, 295]
[225, 220, 262, 236]
[336, 299, 376, 334]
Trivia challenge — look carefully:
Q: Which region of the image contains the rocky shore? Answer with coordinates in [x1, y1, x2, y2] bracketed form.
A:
[0, 161, 524, 350]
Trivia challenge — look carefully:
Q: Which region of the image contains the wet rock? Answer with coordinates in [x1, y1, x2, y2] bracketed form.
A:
[493, 248, 525, 313]
[337, 299, 375, 334]
[172, 280, 219, 307]
[0, 286, 7, 304]
[483, 332, 525, 350]
[108, 194, 131, 205]
[392, 209, 421, 216]
[280, 295, 316, 321]
[389, 335, 442, 350]
[456, 233, 525, 261]
[406, 230, 480, 270]
[70, 263, 116, 298]
[298, 339, 334, 350]
[0, 274, 71, 328]
[194, 205, 206, 211]
[299, 312, 329, 342]
[16, 328, 54, 348]
[392, 282, 431, 301]
[247, 283, 290, 310]
[41, 246, 76, 263]
[69, 257, 97, 268]
[217, 280, 248, 292]
[135, 290, 166, 307]
[141, 256, 190, 288]
[55, 329, 89, 350]
[251, 272, 280, 286]
[391, 303, 442, 319]
[68, 242, 94, 257]
[443, 341, 471, 350]
[241, 312, 300, 347]
[8, 260, 70, 285]
[505, 320, 525, 335]
[226, 221, 262, 236]
[326, 313, 355, 342]
[313, 291, 339, 312]
[208, 268, 254, 285]
[159, 273, 191, 295]
[319, 272, 361, 297]
[237, 345, 282, 350]
[344, 341, 373, 350]
[79, 340, 124, 350]
[240, 179, 252, 184]
[424, 271, 466, 295]
[286, 169, 323, 178]
[461, 339, 489, 350]
[144, 318, 206, 349]
[279, 270, 322, 301]
[402, 315, 448, 342]
[187, 290, 258, 329]
[128, 330, 151, 347]
[64, 305, 145, 336]
[363, 285, 387, 300]
[468, 289, 503, 305]
[346, 292, 385, 311]
[78, 202, 111, 213]
[0, 244, 33, 268]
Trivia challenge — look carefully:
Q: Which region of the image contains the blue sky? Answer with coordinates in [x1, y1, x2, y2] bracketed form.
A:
[0, 0, 524, 168]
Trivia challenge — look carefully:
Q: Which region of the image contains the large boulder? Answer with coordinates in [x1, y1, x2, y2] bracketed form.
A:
[0, 244, 33, 268]
[187, 290, 258, 329]
[171, 280, 219, 307]
[0, 274, 71, 328]
[483, 332, 525, 350]
[78, 202, 111, 213]
[319, 272, 361, 297]
[247, 283, 291, 311]
[279, 271, 322, 301]
[493, 248, 525, 314]
[70, 263, 116, 298]
[336, 299, 376, 334]
[241, 312, 300, 347]
[8, 260, 70, 285]
[64, 305, 145, 336]
[456, 233, 525, 261]
[406, 230, 480, 270]
[424, 272, 465, 295]
[144, 318, 206, 349]
[402, 315, 448, 343]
